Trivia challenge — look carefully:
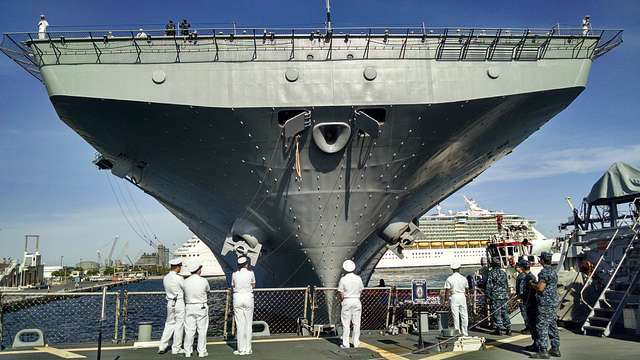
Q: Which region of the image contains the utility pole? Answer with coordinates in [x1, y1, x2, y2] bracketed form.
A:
[61, 255, 65, 280]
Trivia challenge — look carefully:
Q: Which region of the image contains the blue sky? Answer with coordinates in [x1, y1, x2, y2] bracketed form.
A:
[1, 0, 638, 266]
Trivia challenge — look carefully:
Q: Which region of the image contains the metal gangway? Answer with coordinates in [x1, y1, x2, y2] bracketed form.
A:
[580, 205, 640, 337]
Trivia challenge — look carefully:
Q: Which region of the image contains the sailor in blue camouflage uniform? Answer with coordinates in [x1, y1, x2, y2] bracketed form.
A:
[516, 258, 537, 350]
[529, 252, 560, 359]
[486, 257, 511, 335]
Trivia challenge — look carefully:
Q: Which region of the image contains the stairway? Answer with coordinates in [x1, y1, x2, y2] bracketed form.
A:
[581, 220, 640, 337]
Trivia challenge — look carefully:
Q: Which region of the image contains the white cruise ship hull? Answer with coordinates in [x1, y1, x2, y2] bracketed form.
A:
[376, 247, 487, 269]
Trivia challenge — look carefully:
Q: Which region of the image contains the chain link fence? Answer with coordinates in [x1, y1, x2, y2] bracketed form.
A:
[0, 285, 507, 347]
[0, 291, 119, 348]
[122, 290, 230, 342]
[250, 288, 308, 335]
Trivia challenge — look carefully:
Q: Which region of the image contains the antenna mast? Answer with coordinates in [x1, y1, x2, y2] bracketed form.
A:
[325, 0, 333, 33]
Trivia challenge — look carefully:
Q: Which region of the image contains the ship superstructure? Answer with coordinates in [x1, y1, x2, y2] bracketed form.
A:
[1, 19, 622, 287]
[376, 197, 549, 268]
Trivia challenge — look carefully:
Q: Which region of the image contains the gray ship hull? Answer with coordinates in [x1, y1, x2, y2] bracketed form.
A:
[50, 86, 582, 286]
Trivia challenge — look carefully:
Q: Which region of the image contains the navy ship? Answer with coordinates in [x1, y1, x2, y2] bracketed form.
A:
[1, 7, 622, 288]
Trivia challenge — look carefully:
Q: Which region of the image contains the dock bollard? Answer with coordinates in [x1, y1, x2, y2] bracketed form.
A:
[137, 321, 153, 342]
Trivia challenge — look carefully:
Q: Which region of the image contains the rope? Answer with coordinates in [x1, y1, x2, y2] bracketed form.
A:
[104, 173, 154, 248]
[295, 135, 302, 179]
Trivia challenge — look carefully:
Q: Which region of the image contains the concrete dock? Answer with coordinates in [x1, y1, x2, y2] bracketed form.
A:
[1, 325, 638, 360]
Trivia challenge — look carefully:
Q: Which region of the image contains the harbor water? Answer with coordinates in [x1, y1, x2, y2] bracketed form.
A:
[1, 278, 227, 347]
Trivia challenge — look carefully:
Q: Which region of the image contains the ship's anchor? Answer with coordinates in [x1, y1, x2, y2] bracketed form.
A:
[221, 218, 264, 266]
[380, 219, 422, 259]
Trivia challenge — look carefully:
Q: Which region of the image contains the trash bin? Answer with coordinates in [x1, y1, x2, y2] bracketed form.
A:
[138, 321, 153, 342]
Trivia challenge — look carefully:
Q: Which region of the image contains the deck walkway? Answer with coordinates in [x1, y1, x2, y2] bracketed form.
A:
[0, 326, 637, 360]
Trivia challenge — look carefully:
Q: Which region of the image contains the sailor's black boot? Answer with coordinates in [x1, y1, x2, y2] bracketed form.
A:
[505, 327, 512, 336]
[530, 350, 550, 359]
[493, 328, 502, 336]
[549, 348, 561, 357]
[524, 344, 537, 352]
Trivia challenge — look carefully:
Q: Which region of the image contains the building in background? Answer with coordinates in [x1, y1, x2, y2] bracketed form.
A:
[134, 244, 170, 269]
[76, 261, 100, 272]
[17, 235, 44, 287]
[43, 265, 63, 280]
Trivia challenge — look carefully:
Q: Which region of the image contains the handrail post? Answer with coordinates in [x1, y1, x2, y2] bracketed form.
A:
[121, 290, 128, 343]
[46, 32, 61, 64]
[303, 286, 309, 322]
[88, 31, 102, 64]
[310, 285, 316, 327]
[131, 31, 141, 64]
[390, 286, 397, 328]
[173, 32, 180, 63]
[0, 291, 4, 349]
[363, 29, 371, 59]
[290, 29, 295, 60]
[252, 29, 257, 60]
[384, 287, 392, 330]
[223, 288, 231, 340]
[399, 29, 409, 59]
[113, 291, 120, 343]
[213, 29, 219, 61]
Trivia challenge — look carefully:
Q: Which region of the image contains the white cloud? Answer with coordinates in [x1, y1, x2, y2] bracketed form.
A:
[477, 144, 640, 182]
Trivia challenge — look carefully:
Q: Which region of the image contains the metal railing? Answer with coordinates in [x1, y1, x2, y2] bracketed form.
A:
[0, 284, 497, 347]
[579, 214, 639, 310]
[0, 25, 623, 83]
[0, 291, 120, 346]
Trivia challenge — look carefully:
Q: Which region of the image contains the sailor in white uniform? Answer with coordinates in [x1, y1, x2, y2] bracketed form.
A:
[232, 256, 256, 355]
[338, 259, 364, 348]
[37, 15, 49, 40]
[183, 262, 210, 358]
[158, 258, 186, 355]
[444, 261, 469, 336]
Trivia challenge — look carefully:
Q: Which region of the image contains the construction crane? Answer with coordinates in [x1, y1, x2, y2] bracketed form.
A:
[126, 255, 135, 267]
[115, 240, 129, 266]
[106, 236, 119, 268]
[97, 250, 102, 267]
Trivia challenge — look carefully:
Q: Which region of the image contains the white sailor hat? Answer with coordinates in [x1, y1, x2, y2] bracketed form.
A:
[342, 260, 356, 272]
[237, 256, 248, 265]
[178, 266, 191, 276]
[169, 258, 183, 266]
[450, 261, 461, 270]
[184, 262, 202, 274]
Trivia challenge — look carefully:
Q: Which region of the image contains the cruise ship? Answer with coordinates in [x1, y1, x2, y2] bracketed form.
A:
[0, 6, 622, 287]
[376, 197, 550, 269]
[173, 235, 225, 277]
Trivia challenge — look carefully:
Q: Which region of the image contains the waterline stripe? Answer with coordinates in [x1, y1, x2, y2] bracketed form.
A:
[34, 347, 86, 359]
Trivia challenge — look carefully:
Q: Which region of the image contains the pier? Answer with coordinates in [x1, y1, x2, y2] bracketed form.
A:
[0, 324, 638, 360]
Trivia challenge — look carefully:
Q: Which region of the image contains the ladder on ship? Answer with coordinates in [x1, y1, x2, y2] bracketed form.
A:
[581, 215, 640, 337]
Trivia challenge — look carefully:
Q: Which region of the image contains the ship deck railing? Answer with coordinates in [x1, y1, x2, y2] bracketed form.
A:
[0, 285, 507, 347]
[0, 25, 623, 82]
